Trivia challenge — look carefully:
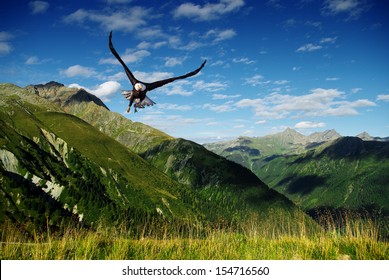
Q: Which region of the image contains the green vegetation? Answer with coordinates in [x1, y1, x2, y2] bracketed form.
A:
[205, 129, 389, 220]
[1, 82, 388, 260]
[1, 209, 387, 260]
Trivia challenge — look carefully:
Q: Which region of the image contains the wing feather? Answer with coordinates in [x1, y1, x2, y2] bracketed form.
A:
[109, 32, 139, 86]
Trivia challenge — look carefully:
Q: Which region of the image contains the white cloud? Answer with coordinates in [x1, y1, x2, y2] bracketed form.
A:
[295, 121, 326, 129]
[320, 37, 338, 44]
[206, 29, 236, 43]
[29, 1, 49, 15]
[25, 56, 40, 65]
[326, 77, 340, 81]
[137, 41, 167, 49]
[193, 80, 228, 92]
[0, 42, 12, 56]
[296, 43, 323, 52]
[273, 80, 289, 85]
[351, 87, 362, 94]
[164, 57, 186, 67]
[61, 65, 97, 78]
[377, 94, 389, 102]
[322, 0, 368, 20]
[157, 80, 194, 96]
[63, 7, 148, 32]
[0, 32, 13, 56]
[99, 49, 150, 65]
[157, 103, 192, 111]
[244, 74, 264, 86]
[173, 0, 245, 21]
[132, 71, 172, 83]
[69, 81, 121, 102]
[0, 31, 13, 41]
[203, 101, 235, 113]
[212, 94, 241, 100]
[235, 88, 376, 119]
[232, 57, 255, 64]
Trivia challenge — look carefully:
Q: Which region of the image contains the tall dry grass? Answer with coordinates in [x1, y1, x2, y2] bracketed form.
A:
[1, 209, 388, 260]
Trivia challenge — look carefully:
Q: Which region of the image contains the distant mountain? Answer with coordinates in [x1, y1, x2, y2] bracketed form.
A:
[356, 131, 389, 142]
[205, 128, 389, 216]
[307, 129, 341, 143]
[1, 82, 299, 233]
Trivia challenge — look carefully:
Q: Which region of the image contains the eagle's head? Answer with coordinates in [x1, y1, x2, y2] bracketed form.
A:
[135, 83, 146, 91]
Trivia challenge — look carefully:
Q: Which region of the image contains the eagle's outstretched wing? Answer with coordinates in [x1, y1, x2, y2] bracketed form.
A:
[109, 31, 139, 86]
[144, 60, 207, 91]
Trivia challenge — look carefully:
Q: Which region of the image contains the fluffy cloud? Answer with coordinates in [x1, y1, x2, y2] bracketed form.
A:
[295, 121, 326, 129]
[69, 81, 121, 102]
[29, 1, 49, 15]
[164, 57, 186, 67]
[234, 88, 376, 119]
[206, 29, 236, 43]
[244, 74, 264, 86]
[173, 0, 245, 21]
[61, 65, 97, 78]
[377, 94, 389, 102]
[63, 7, 148, 32]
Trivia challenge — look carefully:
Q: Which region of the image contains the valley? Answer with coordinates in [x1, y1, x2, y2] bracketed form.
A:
[1, 82, 388, 259]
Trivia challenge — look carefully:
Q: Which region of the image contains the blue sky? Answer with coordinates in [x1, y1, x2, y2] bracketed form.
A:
[1, 0, 388, 143]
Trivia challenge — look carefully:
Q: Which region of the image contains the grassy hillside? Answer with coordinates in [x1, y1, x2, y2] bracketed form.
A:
[27, 82, 172, 154]
[1, 82, 307, 233]
[27, 82, 300, 222]
[0, 84, 200, 234]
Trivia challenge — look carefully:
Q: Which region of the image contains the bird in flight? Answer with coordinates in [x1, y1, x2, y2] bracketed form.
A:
[109, 31, 206, 113]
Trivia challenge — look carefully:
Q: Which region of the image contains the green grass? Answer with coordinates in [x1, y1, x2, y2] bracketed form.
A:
[1, 209, 387, 260]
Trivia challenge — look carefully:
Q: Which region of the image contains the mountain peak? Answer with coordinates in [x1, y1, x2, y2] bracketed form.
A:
[33, 81, 65, 88]
[356, 131, 373, 140]
[26, 82, 109, 111]
[276, 128, 306, 143]
[307, 129, 341, 143]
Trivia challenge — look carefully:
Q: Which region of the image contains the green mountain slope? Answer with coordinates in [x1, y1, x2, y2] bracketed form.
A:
[26, 82, 172, 153]
[1, 82, 304, 234]
[29, 82, 297, 217]
[0, 84, 196, 231]
[205, 130, 389, 216]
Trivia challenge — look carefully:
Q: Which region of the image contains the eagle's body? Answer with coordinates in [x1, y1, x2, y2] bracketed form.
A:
[109, 32, 206, 112]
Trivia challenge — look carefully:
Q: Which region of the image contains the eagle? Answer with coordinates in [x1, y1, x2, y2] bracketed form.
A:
[109, 31, 206, 112]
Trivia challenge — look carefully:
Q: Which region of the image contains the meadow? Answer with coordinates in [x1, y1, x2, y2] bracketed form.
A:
[1, 209, 388, 260]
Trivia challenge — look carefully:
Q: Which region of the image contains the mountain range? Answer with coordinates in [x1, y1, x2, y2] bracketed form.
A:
[204, 128, 389, 217]
[0, 82, 296, 233]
